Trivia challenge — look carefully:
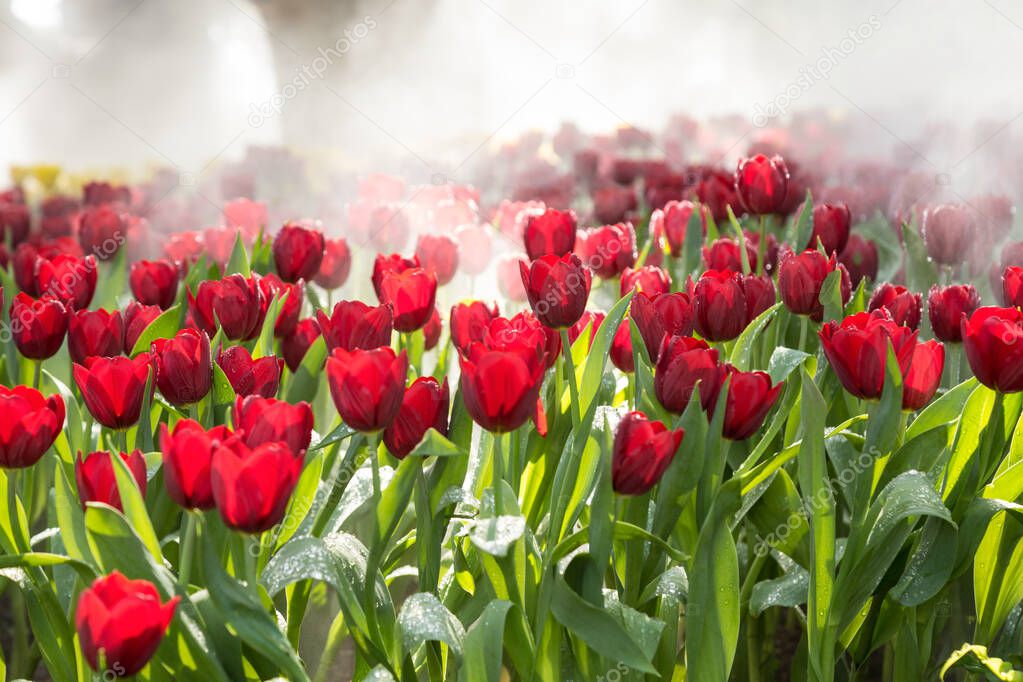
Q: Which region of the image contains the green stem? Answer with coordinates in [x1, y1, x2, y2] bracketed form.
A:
[950, 343, 960, 388]
[756, 214, 767, 275]
[312, 609, 348, 682]
[31, 359, 41, 390]
[493, 431, 505, 516]
[798, 315, 809, 352]
[178, 512, 197, 589]
[245, 535, 259, 597]
[559, 329, 581, 427]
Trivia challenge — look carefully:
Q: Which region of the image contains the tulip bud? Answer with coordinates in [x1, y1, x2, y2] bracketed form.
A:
[35, 254, 97, 311]
[714, 365, 783, 440]
[867, 283, 922, 330]
[458, 337, 546, 433]
[74, 354, 153, 429]
[735, 154, 789, 215]
[962, 306, 1023, 392]
[211, 437, 303, 533]
[620, 265, 671, 298]
[423, 307, 442, 350]
[383, 377, 450, 458]
[838, 234, 878, 287]
[576, 223, 637, 279]
[778, 250, 851, 322]
[651, 200, 708, 257]
[416, 234, 460, 286]
[523, 208, 576, 261]
[282, 318, 321, 372]
[187, 275, 264, 341]
[67, 308, 124, 365]
[372, 253, 420, 300]
[75, 450, 147, 511]
[927, 284, 980, 343]
[903, 340, 944, 410]
[808, 203, 851, 254]
[819, 310, 917, 400]
[497, 255, 528, 301]
[703, 237, 757, 273]
[609, 315, 634, 373]
[233, 395, 314, 453]
[922, 204, 975, 266]
[379, 267, 438, 333]
[10, 293, 69, 360]
[611, 411, 684, 495]
[272, 222, 325, 283]
[654, 335, 721, 414]
[129, 259, 180, 310]
[122, 301, 161, 354]
[450, 301, 500, 354]
[159, 419, 232, 510]
[217, 346, 283, 398]
[314, 238, 352, 290]
[13, 243, 40, 295]
[316, 300, 393, 352]
[327, 347, 408, 432]
[631, 291, 694, 363]
[76, 205, 124, 257]
[150, 329, 212, 407]
[695, 170, 740, 222]
[257, 273, 302, 338]
[0, 386, 64, 468]
[520, 254, 592, 329]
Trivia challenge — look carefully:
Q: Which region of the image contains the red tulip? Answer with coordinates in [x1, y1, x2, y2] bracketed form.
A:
[609, 315, 634, 373]
[691, 270, 748, 342]
[962, 306, 1023, 392]
[150, 329, 211, 407]
[0, 386, 64, 468]
[378, 267, 438, 332]
[620, 265, 670, 298]
[257, 273, 302, 338]
[714, 365, 784, 440]
[631, 291, 694, 362]
[272, 222, 325, 283]
[416, 234, 459, 286]
[122, 302, 161, 354]
[696, 169, 741, 222]
[314, 238, 352, 290]
[819, 310, 918, 400]
[211, 437, 303, 533]
[0, 202, 30, 245]
[159, 420, 231, 510]
[1003, 266, 1023, 308]
[371, 253, 420, 300]
[592, 185, 637, 224]
[282, 318, 321, 372]
[927, 284, 980, 343]
[654, 335, 721, 413]
[129, 259, 179, 309]
[327, 347, 408, 432]
[868, 283, 921, 330]
[903, 340, 944, 410]
[450, 301, 500, 354]
[423, 307, 442, 350]
[75, 571, 178, 676]
[702, 237, 757, 273]
[922, 204, 975, 266]
[233, 395, 314, 453]
[458, 337, 546, 433]
[567, 310, 605, 348]
[576, 223, 637, 279]
[523, 208, 576, 260]
[808, 203, 851, 254]
[74, 354, 153, 429]
[10, 293, 68, 359]
[778, 250, 851, 322]
[520, 254, 592, 329]
[497, 255, 528, 301]
[217, 346, 282, 398]
[383, 377, 449, 458]
[488, 312, 561, 368]
[735, 154, 789, 215]
[652, 200, 708, 256]
[187, 275, 264, 341]
[315, 300, 393, 352]
[13, 243, 40, 295]
[75, 450, 147, 511]
[838, 234, 878, 286]
[611, 411, 684, 495]
[67, 308, 124, 365]
[35, 254, 97, 311]
[76, 205, 124, 257]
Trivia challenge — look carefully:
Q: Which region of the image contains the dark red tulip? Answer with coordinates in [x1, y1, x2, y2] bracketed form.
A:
[609, 315, 634, 372]
[450, 301, 500, 354]
[819, 310, 918, 400]
[868, 283, 922, 330]
[76, 205, 124, 258]
[903, 340, 944, 410]
[122, 302, 161, 354]
[416, 234, 459, 286]
[695, 169, 741, 222]
[13, 243, 40, 295]
[743, 273, 777, 322]
[314, 238, 352, 290]
[497, 255, 528, 301]
[1003, 266, 1023, 308]
[0, 386, 64, 468]
[702, 237, 757, 273]
[383, 377, 449, 458]
[489, 311, 561, 369]
[620, 265, 671, 298]
[327, 347, 408, 432]
[714, 365, 784, 440]
[35, 254, 97, 311]
[838, 234, 878, 286]
[922, 204, 975, 266]
[778, 250, 851, 322]
[233, 395, 314, 453]
[10, 293, 68, 359]
[217, 346, 282, 398]
[315, 300, 393, 352]
[458, 337, 546, 433]
[520, 253, 591, 329]
[962, 307, 1023, 392]
[187, 274, 264, 341]
[654, 335, 721, 413]
[523, 208, 576, 261]
[211, 437, 303, 533]
[735, 154, 789, 215]
[282, 318, 321, 372]
[82, 181, 131, 207]
[68, 309, 124, 365]
[567, 310, 605, 348]
[150, 329, 211, 407]
[423, 307, 442, 350]
[159, 419, 232, 510]
[379, 267, 438, 332]
[927, 284, 980, 343]
[258, 273, 302, 338]
[652, 200, 708, 256]
[75, 450, 147, 511]
[808, 203, 852, 254]
[73, 354, 152, 429]
[592, 185, 637, 224]
[272, 222, 325, 283]
[631, 292, 694, 362]
[611, 411, 684, 495]
[691, 270, 747, 342]
[129, 259, 179, 310]
[577, 223, 637, 279]
[371, 253, 420, 300]
[0, 202, 30, 245]
[75, 571, 178, 677]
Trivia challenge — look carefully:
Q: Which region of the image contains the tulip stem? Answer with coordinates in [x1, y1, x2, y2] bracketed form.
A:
[493, 432, 505, 516]
[798, 315, 809, 352]
[244, 535, 259, 597]
[756, 214, 767, 275]
[178, 511, 197, 590]
[31, 359, 41, 390]
[559, 329, 581, 427]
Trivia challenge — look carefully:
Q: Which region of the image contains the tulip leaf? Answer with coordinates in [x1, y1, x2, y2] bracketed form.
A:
[109, 452, 163, 561]
[751, 565, 810, 616]
[398, 592, 466, 659]
[906, 377, 977, 441]
[224, 229, 251, 277]
[459, 600, 533, 682]
[130, 304, 182, 356]
[272, 449, 323, 550]
[681, 202, 705, 279]
[286, 335, 327, 404]
[54, 464, 94, 566]
[92, 243, 126, 311]
[940, 644, 1023, 681]
[579, 291, 632, 416]
[768, 347, 811, 384]
[792, 190, 814, 250]
[856, 214, 902, 285]
[730, 302, 783, 371]
[818, 268, 845, 324]
[407, 428, 464, 458]
[211, 361, 235, 407]
[725, 205, 752, 275]
[42, 369, 84, 465]
[901, 220, 938, 293]
[253, 290, 287, 360]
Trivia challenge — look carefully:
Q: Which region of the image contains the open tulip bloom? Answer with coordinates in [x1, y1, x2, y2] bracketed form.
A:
[0, 136, 1022, 682]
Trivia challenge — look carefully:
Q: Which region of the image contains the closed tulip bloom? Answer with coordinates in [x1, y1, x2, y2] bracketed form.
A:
[742, 273, 777, 322]
[211, 438, 303, 533]
[819, 310, 918, 400]
[0, 202, 30, 245]
[150, 329, 211, 407]
[371, 253, 420, 300]
[489, 311, 561, 369]
[928, 284, 980, 343]
[520, 254, 592, 329]
[258, 273, 302, 338]
[282, 318, 321, 372]
[962, 307, 1023, 392]
[10, 293, 68, 359]
[75, 450, 148, 511]
[631, 292, 694, 363]
[903, 340, 944, 410]
[187, 275, 263, 341]
[423, 307, 442, 350]
[695, 169, 740, 222]
[735, 154, 789, 215]
[611, 411, 684, 495]
[159, 420, 231, 510]
[619, 265, 671, 298]
[702, 237, 758, 273]
[74, 354, 153, 429]
[838, 234, 879, 287]
[868, 283, 922, 330]
[233, 395, 314, 453]
[654, 335, 721, 413]
[691, 270, 748, 342]
[68, 308, 124, 365]
[217, 346, 282, 398]
[1003, 266, 1023, 308]
[122, 301, 161, 354]
[778, 250, 851, 322]
[314, 238, 352, 290]
[922, 204, 975, 266]
[458, 339, 546, 433]
[13, 243, 40, 295]
[523, 208, 577, 260]
[129, 259, 179, 309]
[609, 315, 634, 373]
[565, 310, 604, 349]
[652, 200, 708, 256]
[75, 571, 179, 677]
[327, 347, 408, 432]
[808, 203, 852, 254]
[273, 222, 325, 283]
[35, 254, 97, 311]
[577, 223, 637, 279]
[416, 234, 460, 285]
[0, 386, 65, 468]
[378, 267, 438, 332]
[450, 301, 500, 354]
[714, 365, 784, 440]
[315, 300, 394, 351]
[383, 377, 449, 458]
[76, 205, 124, 257]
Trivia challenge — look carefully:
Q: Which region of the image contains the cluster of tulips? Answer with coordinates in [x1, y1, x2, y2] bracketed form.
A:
[1, 135, 1023, 682]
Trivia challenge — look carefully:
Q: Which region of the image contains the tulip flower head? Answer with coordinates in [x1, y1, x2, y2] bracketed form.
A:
[326, 347, 409, 433]
[0, 386, 65, 468]
[611, 411, 684, 495]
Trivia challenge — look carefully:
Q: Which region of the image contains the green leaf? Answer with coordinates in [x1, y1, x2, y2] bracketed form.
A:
[751, 565, 809, 615]
[398, 592, 465, 658]
[286, 335, 327, 404]
[109, 452, 162, 560]
[901, 219, 938, 292]
[818, 268, 845, 324]
[792, 190, 814, 250]
[768, 347, 811, 384]
[211, 361, 235, 407]
[906, 377, 977, 441]
[224, 229, 251, 277]
[407, 428, 465, 458]
[253, 290, 287, 360]
[459, 600, 533, 682]
[578, 292, 632, 416]
[941, 643, 1023, 680]
[682, 202, 706, 278]
[130, 304, 182, 356]
[729, 302, 783, 371]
